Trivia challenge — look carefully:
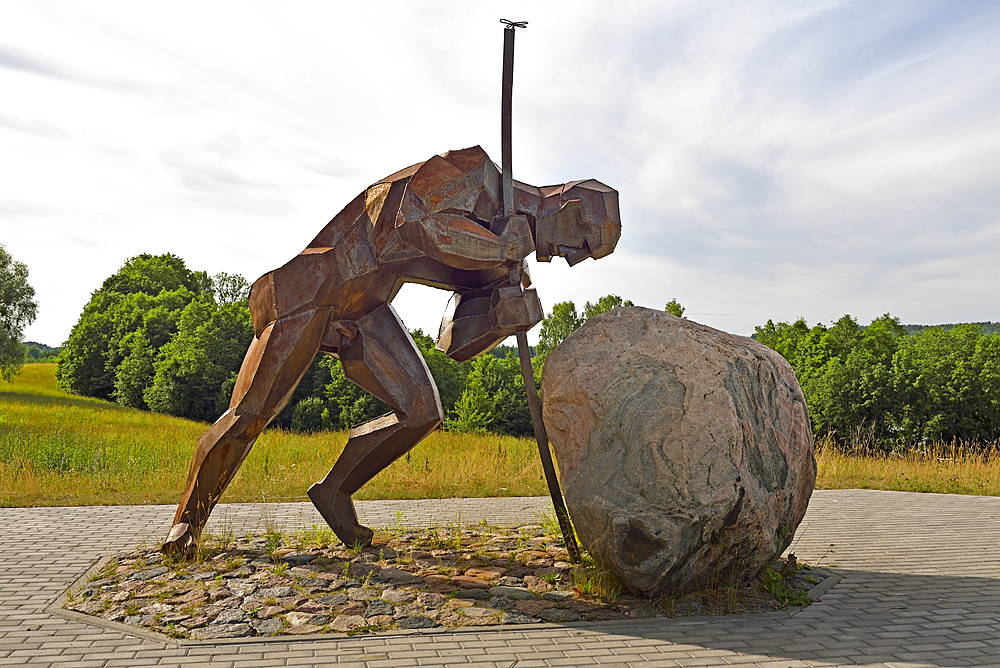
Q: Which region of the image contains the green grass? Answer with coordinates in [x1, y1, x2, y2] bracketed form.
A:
[4, 364, 1000, 507]
[1, 364, 547, 507]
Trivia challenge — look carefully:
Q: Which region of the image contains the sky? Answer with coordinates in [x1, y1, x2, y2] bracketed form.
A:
[2, 0, 998, 348]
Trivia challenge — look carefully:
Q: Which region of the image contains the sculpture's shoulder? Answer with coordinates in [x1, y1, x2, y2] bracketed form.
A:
[305, 146, 505, 252]
[372, 145, 493, 191]
[400, 146, 501, 222]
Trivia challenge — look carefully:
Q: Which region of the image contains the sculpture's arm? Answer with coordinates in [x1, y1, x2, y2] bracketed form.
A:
[391, 154, 534, 271]
[397, 206, 534, 272]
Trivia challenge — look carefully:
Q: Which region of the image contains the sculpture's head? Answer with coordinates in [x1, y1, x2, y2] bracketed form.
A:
[534, 179, 621, 266]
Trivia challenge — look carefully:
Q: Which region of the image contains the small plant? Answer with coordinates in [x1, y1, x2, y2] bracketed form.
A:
[391, 511, 408, 537]
[271, 562, 289, 576]
[424, 527, 443, 549]
[347, 537, 368, 557]
[264, 530, 283, 562]
[164, 622, 186, 639]
[540, 512, 561, 540]
[205, 524, 236, 552]
[759, 557, 811, 608]
[125, 602, 141, 616]
[573, 559, 623, 603]
[89, 560, 119, 582]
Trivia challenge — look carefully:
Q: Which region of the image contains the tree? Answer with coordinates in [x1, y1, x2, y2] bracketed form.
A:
[144, 298, 254, 421]
[754, 313, 1000, 448]
[285, 329, 471, 434]
[536, 301, 583, 364]
[211, 272, 251, 306]
[804, 314, 905, 444]
[56, 255, 261, 423]
[446, 351, 532, 436]
[583, 294, 634, 320]
[57, 254, 207, 399]
[664, 298, 685, 318]
[890, 324, 993, 443]
[972, 334, 1000, 441]
[269, 356, 341, 432]
[323, 358, 391, 430]
[0, 244, 39, 381]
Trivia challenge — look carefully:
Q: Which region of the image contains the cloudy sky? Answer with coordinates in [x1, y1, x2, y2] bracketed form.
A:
[2, 0, 998, 347]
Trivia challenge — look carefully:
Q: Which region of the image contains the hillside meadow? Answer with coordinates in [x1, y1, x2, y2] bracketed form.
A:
[2, 364, 999, 507]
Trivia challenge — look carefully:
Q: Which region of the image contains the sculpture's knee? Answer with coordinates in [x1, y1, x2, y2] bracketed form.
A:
[407, 383, 444, 435]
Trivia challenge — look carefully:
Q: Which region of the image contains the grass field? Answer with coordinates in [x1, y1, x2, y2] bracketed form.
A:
[814, 436, 1000, 496]
[0, 364, 548, 507]
[2, 364, 999, 507]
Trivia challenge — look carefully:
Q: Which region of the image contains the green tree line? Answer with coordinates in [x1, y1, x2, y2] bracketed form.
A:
[754, 315, 1000, 447]
[41, 253, 1000, 448]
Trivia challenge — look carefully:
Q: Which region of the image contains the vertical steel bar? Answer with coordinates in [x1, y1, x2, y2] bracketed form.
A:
[515, 331, 582, 563]
[501, 26, 515, 217]
[501, 20, 581, 563]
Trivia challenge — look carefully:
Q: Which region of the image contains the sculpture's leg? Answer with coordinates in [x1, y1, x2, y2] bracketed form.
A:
[162, 310, 328, 556]
[308, 303, 443, 547]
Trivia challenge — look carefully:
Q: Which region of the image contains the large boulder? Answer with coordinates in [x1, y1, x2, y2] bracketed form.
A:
[542, 307, 815, 597]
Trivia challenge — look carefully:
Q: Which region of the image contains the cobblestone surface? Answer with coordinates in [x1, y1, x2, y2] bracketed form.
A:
[3, 490, 1000, 667]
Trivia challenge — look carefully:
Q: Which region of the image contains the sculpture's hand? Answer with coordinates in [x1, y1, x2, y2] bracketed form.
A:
[435, 283, 543, 362]
[500, 214, 535, 265]
[490, 284, 543, 335]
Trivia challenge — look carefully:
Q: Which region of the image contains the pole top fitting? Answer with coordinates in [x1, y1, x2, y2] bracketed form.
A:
[500, 19, 528, 29]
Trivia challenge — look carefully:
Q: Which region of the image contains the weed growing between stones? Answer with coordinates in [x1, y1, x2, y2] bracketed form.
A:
[64, 521, 824, 640]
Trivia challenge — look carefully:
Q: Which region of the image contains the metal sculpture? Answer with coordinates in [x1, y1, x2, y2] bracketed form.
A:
[161, 145, 621, 556]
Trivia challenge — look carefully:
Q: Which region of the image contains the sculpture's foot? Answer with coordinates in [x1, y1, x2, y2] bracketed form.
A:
[161, 522, 197, 558]
[307, 485, 374, 549]
[333, 522, 375, 549]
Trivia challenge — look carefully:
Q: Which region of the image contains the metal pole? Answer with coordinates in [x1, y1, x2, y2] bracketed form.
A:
[500, 18, 581, 563]
[501, 22, 516, 217]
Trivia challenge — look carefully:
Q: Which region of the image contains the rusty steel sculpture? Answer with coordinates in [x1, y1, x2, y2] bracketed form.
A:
[161, 147, 620, 555]
[163, 22, 619, 557]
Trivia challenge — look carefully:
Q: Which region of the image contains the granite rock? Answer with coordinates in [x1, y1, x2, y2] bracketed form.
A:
[542, 307, 816, 596]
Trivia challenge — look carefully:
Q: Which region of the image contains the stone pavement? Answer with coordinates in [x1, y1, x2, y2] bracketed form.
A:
[2, 489, 999, 667]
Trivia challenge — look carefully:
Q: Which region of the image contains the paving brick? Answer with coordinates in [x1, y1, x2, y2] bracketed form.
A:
[3, 491, 1000, 667]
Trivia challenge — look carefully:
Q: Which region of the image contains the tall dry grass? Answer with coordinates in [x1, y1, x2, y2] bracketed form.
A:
[1, 364, 547, 507]
[814, 434, 1000, 496]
